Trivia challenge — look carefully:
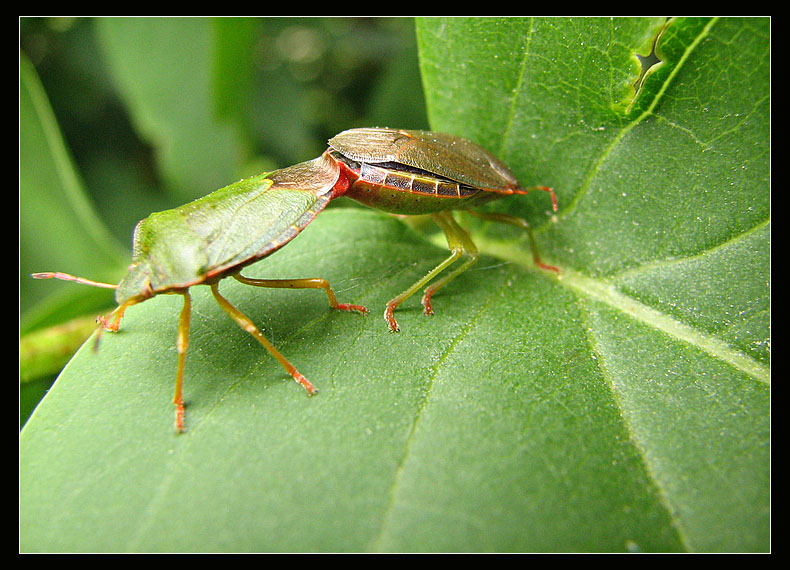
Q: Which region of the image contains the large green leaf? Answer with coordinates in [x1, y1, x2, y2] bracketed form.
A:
[94, 17, 250, 202]
[417, 16, 769, 550]
[20, 54, 126, 320]
[20, 17, 769, 552]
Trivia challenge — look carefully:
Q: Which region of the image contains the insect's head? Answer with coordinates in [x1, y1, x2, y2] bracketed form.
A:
[113, 210, 208, 305]
[114, 260, 155, 306]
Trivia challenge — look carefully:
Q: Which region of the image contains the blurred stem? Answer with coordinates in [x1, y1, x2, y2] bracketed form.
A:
[20, 315, 103, 382]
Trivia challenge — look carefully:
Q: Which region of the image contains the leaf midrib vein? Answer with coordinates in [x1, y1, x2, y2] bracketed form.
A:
[477, 234, 769, 385]
[574, 295, 695, 552]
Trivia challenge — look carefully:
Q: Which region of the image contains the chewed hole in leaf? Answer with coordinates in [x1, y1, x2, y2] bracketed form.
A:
[627, 19, 670, 114]
[635, 46, 662, 85]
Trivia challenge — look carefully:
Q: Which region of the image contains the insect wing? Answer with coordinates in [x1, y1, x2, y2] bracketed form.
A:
[328, 128, 521, 193]
[115, 155, 340, 302]
[196, 153, 341, 278]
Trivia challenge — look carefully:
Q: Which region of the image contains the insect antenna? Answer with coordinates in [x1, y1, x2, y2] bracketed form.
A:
[31, 272, 118, 289]
[31, 272, 120, 352]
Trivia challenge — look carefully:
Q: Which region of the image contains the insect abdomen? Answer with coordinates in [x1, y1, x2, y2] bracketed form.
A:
[358, 162, 479, 199]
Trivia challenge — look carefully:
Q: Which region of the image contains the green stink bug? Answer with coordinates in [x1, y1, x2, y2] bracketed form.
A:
[327, 128, 559, 331]
[34, 153, 366, 432]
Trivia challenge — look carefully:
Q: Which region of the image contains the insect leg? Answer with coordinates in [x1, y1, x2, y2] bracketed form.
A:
[93, 296, 144, 352]
[210, 282, 317, 395]
[96, 297, 138, 332]
[524, 185, 558, 212]
[233, 273, 367, 314]
[383, 210, 477, 332]
[465, 210, 560, 273]
[420, 210, 479, 317]
[173, 290, 191, 433]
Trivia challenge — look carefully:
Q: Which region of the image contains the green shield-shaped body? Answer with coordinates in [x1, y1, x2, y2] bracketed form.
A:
[115, 154, 340, 305]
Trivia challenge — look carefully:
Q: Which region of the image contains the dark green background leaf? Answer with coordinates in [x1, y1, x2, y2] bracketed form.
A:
[20, 17, 769, 552]
[20, 55, 126, 319]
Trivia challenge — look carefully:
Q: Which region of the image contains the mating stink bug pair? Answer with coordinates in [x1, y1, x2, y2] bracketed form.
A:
[33, 128, 558, 432]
